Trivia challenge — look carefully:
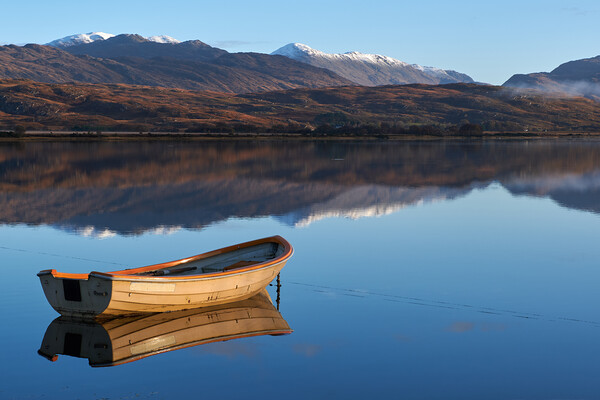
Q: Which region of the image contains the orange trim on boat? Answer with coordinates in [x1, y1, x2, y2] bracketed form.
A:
[38, 269, 89, 280]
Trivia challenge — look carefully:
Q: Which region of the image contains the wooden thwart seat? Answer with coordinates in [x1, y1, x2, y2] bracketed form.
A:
[223, 260, 256, 271]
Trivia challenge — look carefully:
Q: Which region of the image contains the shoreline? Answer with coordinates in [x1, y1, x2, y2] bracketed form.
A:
[2, 131, 600, 142]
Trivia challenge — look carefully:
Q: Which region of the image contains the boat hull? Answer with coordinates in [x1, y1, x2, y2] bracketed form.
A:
[104, 260, 287, 315]
[38, 236, 292, 317]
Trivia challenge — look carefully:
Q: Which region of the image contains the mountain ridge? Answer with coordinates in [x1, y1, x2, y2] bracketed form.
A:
[47, 32, 181, 48]
[272, 43, 474, 86]
[0, 39, 352, 93]
[503, 55, 600, 100]
[61, 34, 226, 62]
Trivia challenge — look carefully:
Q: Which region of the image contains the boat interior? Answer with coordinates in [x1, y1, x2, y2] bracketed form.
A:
[135, 241, 284, 277]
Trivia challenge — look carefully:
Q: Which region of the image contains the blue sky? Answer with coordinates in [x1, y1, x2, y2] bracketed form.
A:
[1, 0, 599, 84]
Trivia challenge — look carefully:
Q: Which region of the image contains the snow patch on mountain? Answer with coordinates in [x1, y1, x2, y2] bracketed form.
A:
[146, 35, 180, 44]
[272, 43, 473, 86]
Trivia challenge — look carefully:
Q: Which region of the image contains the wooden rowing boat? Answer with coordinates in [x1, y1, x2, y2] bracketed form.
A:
[38, 236, 293, 318]
[37, 290, 291, 367]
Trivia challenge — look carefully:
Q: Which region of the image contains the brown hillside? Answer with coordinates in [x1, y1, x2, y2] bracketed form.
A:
[1, 80, 600, 133]
[0, 44, 352, 94]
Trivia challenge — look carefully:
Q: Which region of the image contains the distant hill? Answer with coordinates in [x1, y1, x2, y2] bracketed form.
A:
[272, 43, 474, 85]
[59, 34, 226, 62]
[47, 32, 180, 48]
[3, 33, 478, 93]
[503, 55, 600, 100]
[1, 79, 600, 133]
[0, 37, 352, 93]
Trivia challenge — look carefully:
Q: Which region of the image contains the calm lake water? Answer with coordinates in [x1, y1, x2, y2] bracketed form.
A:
[1, 140, 600, 399]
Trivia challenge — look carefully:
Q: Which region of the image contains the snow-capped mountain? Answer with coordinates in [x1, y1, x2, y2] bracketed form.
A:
[47, 32, 115, 48]
[272, 43, 473, 86]
[47, 32, 180, 48]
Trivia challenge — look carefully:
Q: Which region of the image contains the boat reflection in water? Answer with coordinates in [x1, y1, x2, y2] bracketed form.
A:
[37, 289, 291, 367]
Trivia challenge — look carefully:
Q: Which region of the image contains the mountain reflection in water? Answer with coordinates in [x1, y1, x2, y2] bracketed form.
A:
[1, 140, 599, 235]
[38, 289, 291, 367]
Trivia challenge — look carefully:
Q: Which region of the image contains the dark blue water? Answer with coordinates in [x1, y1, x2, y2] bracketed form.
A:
[1, 140, 599, 399]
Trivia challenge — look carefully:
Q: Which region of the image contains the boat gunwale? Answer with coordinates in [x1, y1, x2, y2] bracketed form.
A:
[37, 235, 292, 281]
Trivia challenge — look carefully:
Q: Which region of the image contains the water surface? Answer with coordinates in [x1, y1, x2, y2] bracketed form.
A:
[1, 140, 599, 399]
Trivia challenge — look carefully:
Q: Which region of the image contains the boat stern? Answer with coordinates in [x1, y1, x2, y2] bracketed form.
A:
[37, 270, 113, 318]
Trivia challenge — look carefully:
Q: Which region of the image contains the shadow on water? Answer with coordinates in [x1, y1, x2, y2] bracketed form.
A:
[1, 140, 600, 235]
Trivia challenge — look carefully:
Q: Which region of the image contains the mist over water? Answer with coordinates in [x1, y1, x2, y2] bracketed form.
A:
[503, 80, 600, 101]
